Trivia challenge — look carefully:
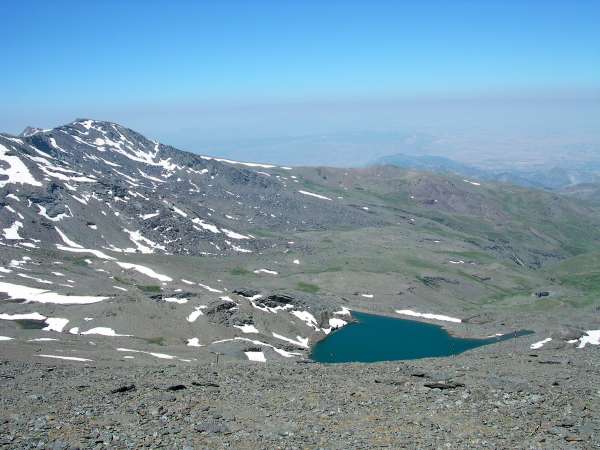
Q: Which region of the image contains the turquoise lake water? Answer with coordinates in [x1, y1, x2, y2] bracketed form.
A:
[311, 311, 532, 363]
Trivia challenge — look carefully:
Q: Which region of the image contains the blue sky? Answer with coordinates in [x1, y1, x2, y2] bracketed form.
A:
[1, 0, 598, 164]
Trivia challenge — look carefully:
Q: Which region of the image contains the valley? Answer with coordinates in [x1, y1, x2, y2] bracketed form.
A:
[1, 120, 599, 447]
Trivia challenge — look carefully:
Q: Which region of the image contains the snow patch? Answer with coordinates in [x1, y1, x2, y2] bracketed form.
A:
[530, 337, 552, 349]
[81, 327, 131, 337]
[245, 351, 266, 362]
[577, 330, 600, 348]
[0, 143, 42, 188]
[253, 269, 278, 275]
[272, 332, 309, 348]
[187, 337, 203, 347]
[115, 262, 172, 282]
[187, 306, 207, 322]
[0, 281, 108, 305]
[234, 324, 259, 334]
[298, 190, 332, 201]
[164, 297, 189, 304]
[395, 309, 462, 323]
[43, 317, 69, 332]
[38, 355, 92, 362]
[3, 221, 23, 240]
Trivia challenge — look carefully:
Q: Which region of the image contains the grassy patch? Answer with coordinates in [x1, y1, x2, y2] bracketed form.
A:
[113, 276, 132, 285]
[140, 336, 166, 346]
[249, 228, 280, 238]
[137, 284, 161, 293]
[230, 267, 250, 276]
[15, 319, 46, 329]
[296, 281, 320, 293]
[71, 257, 90, 267]
[560, 272, 600, 293]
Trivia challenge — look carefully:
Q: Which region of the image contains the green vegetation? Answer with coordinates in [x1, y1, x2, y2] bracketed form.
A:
[230, 267, 250, 276]
[248, 228, 281, 238]
[15, 319, 45, 329]
[113, 276, 132, 285]
[140, 336, 166, 346]
[296, 282, 320, 293]
[71, 257, 90, 267]
[137, 284, 161, 293]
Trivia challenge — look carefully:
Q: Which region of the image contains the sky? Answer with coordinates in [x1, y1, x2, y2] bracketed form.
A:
[1, 0, 598, 166]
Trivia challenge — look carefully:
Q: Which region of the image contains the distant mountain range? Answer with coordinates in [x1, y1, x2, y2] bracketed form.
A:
[374, 153, 600, 191]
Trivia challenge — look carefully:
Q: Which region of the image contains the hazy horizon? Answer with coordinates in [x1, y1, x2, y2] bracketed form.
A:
[2, 1, 598, 167]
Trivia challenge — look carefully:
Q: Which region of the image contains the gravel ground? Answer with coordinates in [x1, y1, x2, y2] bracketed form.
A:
[1, 341, 598, 449]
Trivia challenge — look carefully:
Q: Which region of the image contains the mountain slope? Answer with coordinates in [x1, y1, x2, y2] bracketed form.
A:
[1, 119, 600, 365]
[1, 119, 378, 258]
[375, 152, 600, 190]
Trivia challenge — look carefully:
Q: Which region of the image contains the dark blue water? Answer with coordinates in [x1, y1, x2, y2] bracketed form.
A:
[311, 311, 532, 363]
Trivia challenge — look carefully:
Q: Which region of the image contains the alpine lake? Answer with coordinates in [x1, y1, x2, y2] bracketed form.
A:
[311, 311, 533, 363]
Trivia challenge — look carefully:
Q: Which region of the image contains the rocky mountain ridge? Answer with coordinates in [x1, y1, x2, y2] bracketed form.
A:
[1, 119, 377, 258]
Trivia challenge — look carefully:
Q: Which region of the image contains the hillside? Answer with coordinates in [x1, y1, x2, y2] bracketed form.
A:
[1, 120, 600, 366]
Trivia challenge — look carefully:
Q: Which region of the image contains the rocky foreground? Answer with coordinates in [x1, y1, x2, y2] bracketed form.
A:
[1, 342, 598, 449]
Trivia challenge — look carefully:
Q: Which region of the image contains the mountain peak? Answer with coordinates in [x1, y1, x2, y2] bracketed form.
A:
[19, 126, 47, 137]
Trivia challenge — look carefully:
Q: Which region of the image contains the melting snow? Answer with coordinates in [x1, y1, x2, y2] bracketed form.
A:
[37, 204, 71, 222]
[171, 205, 188, 217]
[200, 155, 278, 169]
[57, 244, 116, 260]
[234, 324, 259, 334]
[530, 337, 552, 349]
[165, 297, 188, 304]
[0, 143, 42, 188]
[577, 330, 600, 348]
[140, 211, 160, 220]
[123, 229, 165, 254]
[187, 306, 207, 322]
[81, 327, 131, 337]
[55, 227, 83, 248]
[187, 337, 203, 347]
[253, 269, 278, 275]
[192, 218, 219, 233]
[225, 240, 252, 253]
[3, 221, 23, 240]
[272, 332, 309, 348]
[245, 351, 266, 362]
[298, 190, 332, 201]
[328, 317, 347, 329]
[0, 281, 108, 304]
[291, 310, 319, 330]
[0, 312, 47, 321]
[116, 348, 176, 360]
[38, 355, 92, 362]
[395, 309, 462, 323]
[17, 274, 53, 285]
[43, 317, 69, 332]
[212, 337, 302, 358]
[54, 227, 116, 259]
[221, 229, 250, 240]
[334, 306, 351, 316]
[196, 283, 222, 293]
[115, 262, 172, 282]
